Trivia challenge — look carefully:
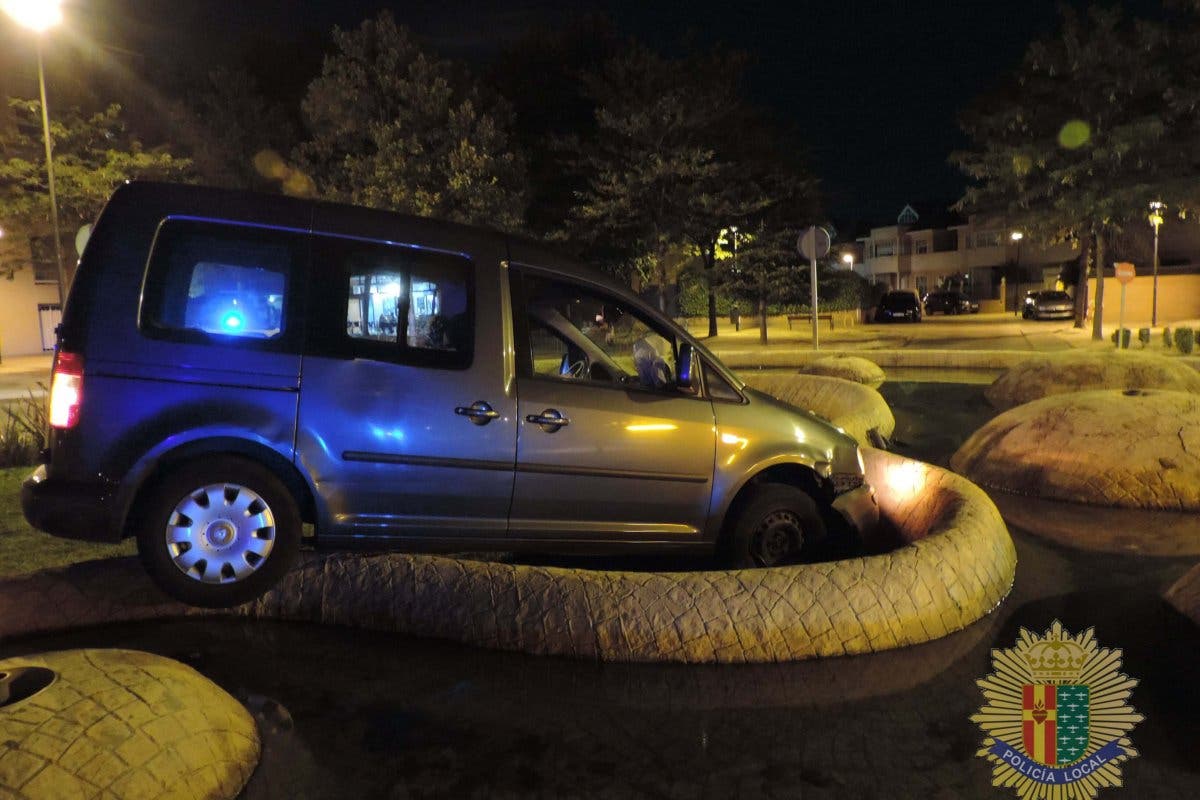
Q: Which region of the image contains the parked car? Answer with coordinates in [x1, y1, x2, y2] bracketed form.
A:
[874, 290, 923, 322]
[922, 290, 979, 315]
[22, 182, 878, 608]
[1022, 290, 1074, 320]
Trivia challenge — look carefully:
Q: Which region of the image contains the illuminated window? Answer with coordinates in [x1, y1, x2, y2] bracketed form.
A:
[331, 237, 473, 368]
[141, 220, 296, 343]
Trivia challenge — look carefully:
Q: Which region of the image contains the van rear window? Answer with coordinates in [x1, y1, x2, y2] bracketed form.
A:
[141, 220, 301, 344]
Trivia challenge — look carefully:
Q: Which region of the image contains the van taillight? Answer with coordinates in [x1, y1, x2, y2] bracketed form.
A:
[49, 351, 83, 429]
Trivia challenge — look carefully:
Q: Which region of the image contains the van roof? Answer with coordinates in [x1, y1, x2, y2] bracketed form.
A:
[111, 181, 610, 288]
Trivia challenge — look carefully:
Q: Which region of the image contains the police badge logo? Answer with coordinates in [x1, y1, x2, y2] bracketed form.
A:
[972, 621, 1143, 798]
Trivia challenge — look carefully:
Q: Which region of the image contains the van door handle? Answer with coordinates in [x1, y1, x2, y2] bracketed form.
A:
[526, 408, 570, 432]
[455, 401, 501, 426]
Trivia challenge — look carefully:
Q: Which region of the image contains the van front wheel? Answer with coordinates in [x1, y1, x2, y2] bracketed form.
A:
[136, 457, 301, 608]
[724, 484, 826, 569]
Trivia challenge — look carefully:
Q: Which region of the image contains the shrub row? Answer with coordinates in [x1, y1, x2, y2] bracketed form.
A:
[1111, 327, 1198, 354]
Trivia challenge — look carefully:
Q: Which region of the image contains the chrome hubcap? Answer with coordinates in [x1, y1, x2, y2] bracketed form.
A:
[752, 510, 803, 567]
[165, 482, 276, 584]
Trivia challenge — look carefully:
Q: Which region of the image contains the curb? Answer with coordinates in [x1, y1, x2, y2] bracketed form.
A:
[0, 450, 1016, 664]
[712, 347, 1200, 373]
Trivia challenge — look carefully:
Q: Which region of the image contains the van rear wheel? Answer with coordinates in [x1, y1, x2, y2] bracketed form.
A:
[724, 484, 827, 569]
[136, 457, 301, 608]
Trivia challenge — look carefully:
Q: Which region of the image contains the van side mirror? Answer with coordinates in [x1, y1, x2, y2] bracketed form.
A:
[676, 342, 694, 390]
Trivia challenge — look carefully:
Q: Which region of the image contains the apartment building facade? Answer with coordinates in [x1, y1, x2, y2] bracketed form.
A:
[857, 204, 1080, 301]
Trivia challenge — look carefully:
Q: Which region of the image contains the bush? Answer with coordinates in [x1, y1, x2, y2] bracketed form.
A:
[677, 269, 871, 318]
[1176, 327, 1196, 355]
[1110, 328, 1131, 349]
[0, 384, 47, 468]
[1164, 327, 1173, 349]
[1138, 328, 1151, 348]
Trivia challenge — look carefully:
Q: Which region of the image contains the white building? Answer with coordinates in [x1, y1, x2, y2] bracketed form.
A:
[0, 230, 61, 360]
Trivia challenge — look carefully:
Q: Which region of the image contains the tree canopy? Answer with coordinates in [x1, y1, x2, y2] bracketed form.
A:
[298, 11, 527, 230]
[564, 43, 817, 324]
[0, 99, 190, 278]
[952, 4, 1200, 336]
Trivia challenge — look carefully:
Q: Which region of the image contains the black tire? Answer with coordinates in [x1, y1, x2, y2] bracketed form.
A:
[135, 457, 302, 608]
[723, 484, 828, 569]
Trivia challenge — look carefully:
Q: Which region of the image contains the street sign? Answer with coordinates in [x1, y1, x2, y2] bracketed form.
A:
[797, 226, 831, 261]
[797, 226, 831, 351]
[1114, 263, 1136, 349]
[75, 224, 92, 257]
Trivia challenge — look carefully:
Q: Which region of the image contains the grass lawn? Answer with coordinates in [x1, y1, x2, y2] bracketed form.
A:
[0, 466, 134, 578]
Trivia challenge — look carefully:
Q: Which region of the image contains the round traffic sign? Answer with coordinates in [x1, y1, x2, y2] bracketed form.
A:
[797, 226, 831, 261]
[1114, 262, 1135, 285]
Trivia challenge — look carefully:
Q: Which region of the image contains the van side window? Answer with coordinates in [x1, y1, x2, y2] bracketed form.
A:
[141, 219, 300, 346]
[513, 271, 680, 392]
[324, 237, 473, 368]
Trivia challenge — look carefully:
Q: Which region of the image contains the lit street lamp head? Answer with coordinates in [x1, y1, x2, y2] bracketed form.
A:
[1010, 231, 1023, 242]
[1, 0, 63, 31]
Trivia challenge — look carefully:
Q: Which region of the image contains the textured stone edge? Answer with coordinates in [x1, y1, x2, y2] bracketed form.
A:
[984, 351, 1200, 411]
[976, 486, 1200, 557]
[741, 372, 896, 445]
[0, 451, 1016, 664]
[1165, 563, 1200, 629]
[0, 648, 260, 800]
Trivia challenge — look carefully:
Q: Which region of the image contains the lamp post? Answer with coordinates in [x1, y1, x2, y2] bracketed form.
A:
[1148, 201, 1165, 327]
[1010, 231, 1023, 315]
[2, 0, 67, 308]
[842, 252, 854, 272]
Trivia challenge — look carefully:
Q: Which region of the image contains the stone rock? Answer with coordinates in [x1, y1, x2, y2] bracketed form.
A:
[740, 372, 896, 446]
[0, 451, 1015, 665]
[1166, 563, 1200, 628]
[0, 649, 259, 800]
[985, 351, 1200, 410]
[798, 355, 886, 388]
[951, 389, 1200, 511]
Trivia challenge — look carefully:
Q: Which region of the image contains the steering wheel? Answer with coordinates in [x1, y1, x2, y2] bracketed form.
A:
[559, 353, 587, 378]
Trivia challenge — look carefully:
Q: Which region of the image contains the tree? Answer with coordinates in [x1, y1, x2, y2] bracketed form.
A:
[298, 11, 527, 230]
[0, 99, 191, 279]
[952, 6, 1174, 338]
[163, 67, 303, 194]
[566, 44, 814, 323]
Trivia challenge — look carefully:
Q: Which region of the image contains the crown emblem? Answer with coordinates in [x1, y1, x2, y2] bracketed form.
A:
[1022, 636, 1087, 683]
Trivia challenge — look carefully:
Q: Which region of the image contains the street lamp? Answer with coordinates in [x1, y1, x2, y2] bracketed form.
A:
[1148, 201, 1165, 327]
[1009, 231, 1024, 315]
[842, 252, 854, 271]
[2, 0, 68, 308]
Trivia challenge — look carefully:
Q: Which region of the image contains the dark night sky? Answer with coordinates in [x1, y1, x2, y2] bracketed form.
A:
[52, 1, 1164, 223]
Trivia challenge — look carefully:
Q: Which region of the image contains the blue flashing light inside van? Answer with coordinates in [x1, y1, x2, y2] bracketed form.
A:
[222, 311, 244, 331]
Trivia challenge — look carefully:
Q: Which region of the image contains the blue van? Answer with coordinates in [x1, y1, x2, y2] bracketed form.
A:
[22, 183, 877, 608]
